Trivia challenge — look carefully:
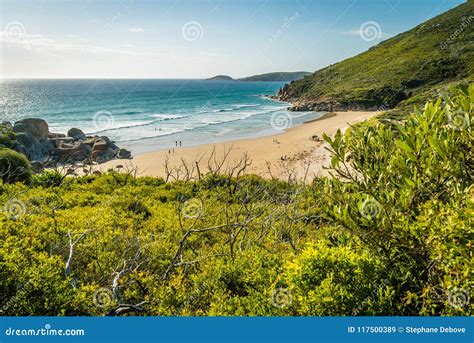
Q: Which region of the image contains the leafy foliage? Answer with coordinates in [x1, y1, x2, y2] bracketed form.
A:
[0, 123, 18, 150]
[0, 148, 32, 184]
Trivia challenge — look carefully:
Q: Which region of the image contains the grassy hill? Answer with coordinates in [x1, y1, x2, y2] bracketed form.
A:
[239, 71, 311, 82]
[277, 1, 474, 118]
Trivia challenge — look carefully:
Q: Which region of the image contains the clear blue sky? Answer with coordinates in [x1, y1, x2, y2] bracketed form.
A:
[0, 0, 465, 78]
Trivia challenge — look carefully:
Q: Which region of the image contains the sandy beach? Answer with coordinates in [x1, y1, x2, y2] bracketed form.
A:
[100, 111, 379, 181]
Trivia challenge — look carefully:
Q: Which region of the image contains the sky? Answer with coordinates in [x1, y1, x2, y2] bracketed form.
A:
[0, 0, 466, 79]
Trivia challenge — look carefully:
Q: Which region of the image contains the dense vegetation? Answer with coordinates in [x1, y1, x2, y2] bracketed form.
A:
[239, 72, 311, 82]
[279, 2, 474, 118]
[0, 84, 471, 316]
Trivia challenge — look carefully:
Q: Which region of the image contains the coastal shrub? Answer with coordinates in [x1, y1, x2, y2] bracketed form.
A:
[0, 148, 32, 184]
[125, 198, 152, 219]
[283, 241, 395, 315]
[323, 83, 473, 315]
[32, 170, 65, 188]
[0, 124, 18, 149]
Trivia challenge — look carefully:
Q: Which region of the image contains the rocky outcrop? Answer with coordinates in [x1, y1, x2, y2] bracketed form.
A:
[67, 128, 87, 141]
[287, 100, 362, 112]
[276, 84, 291, 100]
[276, 84, 378, 112]
[13, 118, 49, 140]
[2, 118, 132, 169]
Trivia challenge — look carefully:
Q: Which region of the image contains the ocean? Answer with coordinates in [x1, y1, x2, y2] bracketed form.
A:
[0, 79, 322, 154]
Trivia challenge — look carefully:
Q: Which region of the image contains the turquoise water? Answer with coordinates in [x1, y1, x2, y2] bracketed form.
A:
[0, 79, 321, 153]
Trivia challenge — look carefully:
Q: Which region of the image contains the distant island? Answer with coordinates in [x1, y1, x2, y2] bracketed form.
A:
[206, 71, 311, 82]
[206, 75, 235, 81]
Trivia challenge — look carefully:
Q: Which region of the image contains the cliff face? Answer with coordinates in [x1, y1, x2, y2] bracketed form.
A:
[277, 2, 474, 113]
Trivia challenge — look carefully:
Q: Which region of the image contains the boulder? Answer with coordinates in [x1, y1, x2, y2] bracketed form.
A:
[67, 128, 86, 141]
[59, 142, 75, 149]
[83, 137, 99, 146]
[92, 138, 110, 152]
[92, 147, 117, 163]
[4, 117, 131, 165]
[99, 136, 112, 145]
[40, 139, 55, 152]
[12, 123, 28, 134]
[15, 132, 36, 148]
[52, 142, 92, 163]
[50, 137, 75, 148]
[14, 132, 48, 161]
[48, 132, 66, 139]
[118, 148, 132, 159]
[14, 118, 49, 140]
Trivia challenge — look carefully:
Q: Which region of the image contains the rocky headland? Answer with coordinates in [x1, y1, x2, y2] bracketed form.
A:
[1, 118, 131, 170]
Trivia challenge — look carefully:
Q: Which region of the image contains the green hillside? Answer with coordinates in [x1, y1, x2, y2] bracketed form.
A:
[277, 1, 474, 117]
[240, 71, 311, 82]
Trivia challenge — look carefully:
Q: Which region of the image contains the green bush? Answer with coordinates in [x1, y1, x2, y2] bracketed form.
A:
[0, 124, 18, 149]
[0, 148, 32, 184]
[323, 83, 473, 315]
[32, 170, 65, 188]
[283, 242, 395, 315]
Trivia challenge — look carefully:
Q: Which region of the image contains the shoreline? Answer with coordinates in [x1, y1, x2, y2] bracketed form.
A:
[100, 111, 379, 180]
[302, 111, 337, 124]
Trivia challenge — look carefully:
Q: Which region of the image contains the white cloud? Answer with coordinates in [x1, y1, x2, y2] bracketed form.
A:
[128, 27, 144, 32]
[0, 31, 165, 58]
[342, 29, 391, 39]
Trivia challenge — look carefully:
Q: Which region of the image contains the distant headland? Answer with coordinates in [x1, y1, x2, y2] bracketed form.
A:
[206, 71, 311, 82]
[205, 75, 235, 81]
